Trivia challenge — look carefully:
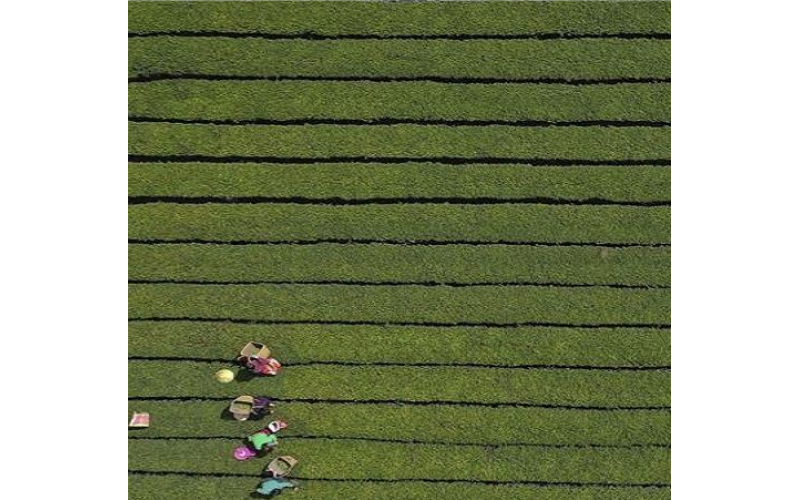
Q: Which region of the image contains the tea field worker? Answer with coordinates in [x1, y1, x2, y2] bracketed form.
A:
[251, 397, 275, 419]
[248, 430, 279, 454]
[266, 420, 288, 434]
[256, 477, 297, 497]
[246, 356, 282, 376]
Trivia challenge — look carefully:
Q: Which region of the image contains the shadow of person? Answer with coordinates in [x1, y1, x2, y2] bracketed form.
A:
[235, 368, 257, 382]
[219, 405, 234, 421]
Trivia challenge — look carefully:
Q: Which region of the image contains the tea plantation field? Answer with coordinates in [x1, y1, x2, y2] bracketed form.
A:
[128, 2, 670, 499]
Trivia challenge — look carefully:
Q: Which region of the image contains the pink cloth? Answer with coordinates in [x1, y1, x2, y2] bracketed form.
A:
[249, 357, 282, 375]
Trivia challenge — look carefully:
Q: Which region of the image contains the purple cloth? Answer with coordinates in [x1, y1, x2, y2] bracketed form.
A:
[252, 397, 273, 415]
[253, 397, 272, 409]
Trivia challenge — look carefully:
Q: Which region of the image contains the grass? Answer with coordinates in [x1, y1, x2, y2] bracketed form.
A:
[128, 2, 670, 498]
[128, 283, 669, 325]
[129, 123, 669, 160]
[129, 360, 669, 408]
[130, 475, 671, 500]
[129, 322, 670, 367]
[128, 438, 670, 483]
[128, 81, 670, 122]
[127, 400, 670, 445]
[128, 2, 670, 36]
[128, 204, 670, 244]
[129, 38, 669, 81]
[128, 242, 670, 286]
[128, 163, 670, 202]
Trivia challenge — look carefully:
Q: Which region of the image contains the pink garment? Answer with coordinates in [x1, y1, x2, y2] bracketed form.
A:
[249, 357, 282, 376]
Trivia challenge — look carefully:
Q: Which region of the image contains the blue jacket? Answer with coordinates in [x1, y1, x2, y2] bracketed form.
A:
[256, 478, 296, 496]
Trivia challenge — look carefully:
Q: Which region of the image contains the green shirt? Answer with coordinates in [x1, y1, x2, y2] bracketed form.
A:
[249, 432, 277, 451]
